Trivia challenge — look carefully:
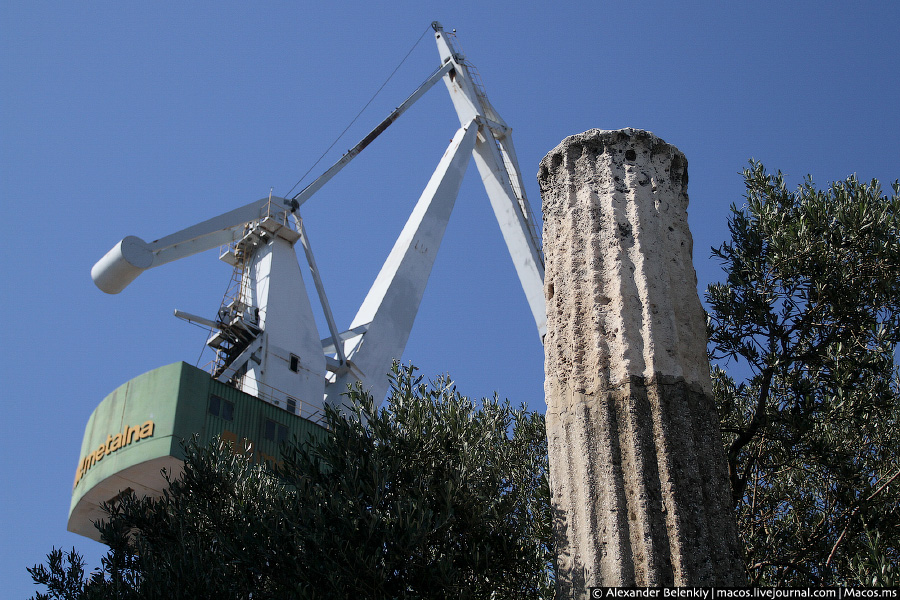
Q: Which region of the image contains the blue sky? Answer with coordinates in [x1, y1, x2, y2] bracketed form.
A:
[2, 1, 898, 595]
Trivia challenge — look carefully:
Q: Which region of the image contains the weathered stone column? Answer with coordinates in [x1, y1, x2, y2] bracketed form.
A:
[538, 129, 744, 595]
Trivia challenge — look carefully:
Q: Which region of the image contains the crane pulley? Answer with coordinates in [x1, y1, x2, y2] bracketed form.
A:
[91, 22, 544, 416]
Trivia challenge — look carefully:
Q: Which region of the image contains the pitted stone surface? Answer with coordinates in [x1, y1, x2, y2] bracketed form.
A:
[539, 128, 709, 397]
[539, 129, 744, 595]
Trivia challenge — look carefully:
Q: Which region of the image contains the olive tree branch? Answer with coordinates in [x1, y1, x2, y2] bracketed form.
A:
[825, 466, 900, 567]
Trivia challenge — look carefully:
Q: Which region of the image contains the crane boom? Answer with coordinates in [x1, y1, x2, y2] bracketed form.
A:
[91, 22, 545, 414]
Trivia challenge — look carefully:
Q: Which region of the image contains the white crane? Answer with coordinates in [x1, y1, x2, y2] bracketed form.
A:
[91, 23, 545, 418]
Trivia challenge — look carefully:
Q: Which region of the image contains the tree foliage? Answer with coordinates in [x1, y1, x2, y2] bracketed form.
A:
[707, 161, 900, 586]
[30, 364, 553, 599]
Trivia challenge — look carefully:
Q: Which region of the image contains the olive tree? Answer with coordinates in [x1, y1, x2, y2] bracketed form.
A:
[30, 364, 553, 599]
[707, 161, 900, 586]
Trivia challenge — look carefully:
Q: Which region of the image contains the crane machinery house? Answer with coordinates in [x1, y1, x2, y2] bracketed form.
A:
[69, 22, 545, 541]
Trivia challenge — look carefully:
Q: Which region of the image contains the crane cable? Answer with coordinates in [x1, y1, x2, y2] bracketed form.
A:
[283, 23, 434, 200]
[196, 24, 433, 370]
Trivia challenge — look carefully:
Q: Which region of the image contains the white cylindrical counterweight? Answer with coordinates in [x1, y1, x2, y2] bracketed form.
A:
[91, 236, 154, 294]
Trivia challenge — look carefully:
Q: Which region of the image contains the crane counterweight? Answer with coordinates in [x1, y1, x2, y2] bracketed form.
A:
[91, 235, 153, 294]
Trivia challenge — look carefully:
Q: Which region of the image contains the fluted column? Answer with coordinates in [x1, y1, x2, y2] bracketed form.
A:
[538, 129, 744, 596]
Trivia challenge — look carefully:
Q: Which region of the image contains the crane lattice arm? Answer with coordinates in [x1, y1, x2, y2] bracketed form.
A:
[91, 22, 545, 414]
